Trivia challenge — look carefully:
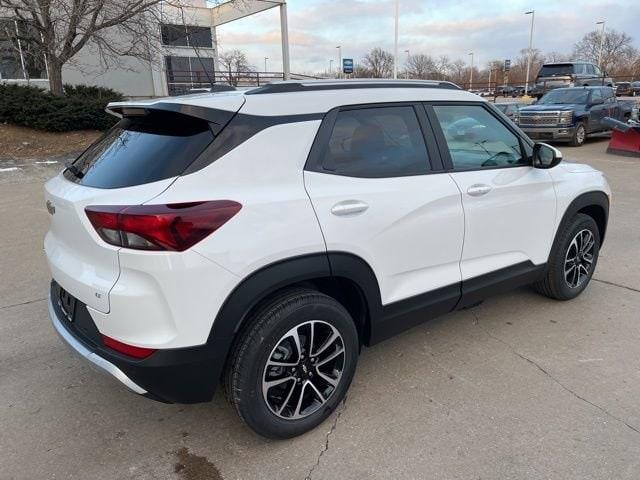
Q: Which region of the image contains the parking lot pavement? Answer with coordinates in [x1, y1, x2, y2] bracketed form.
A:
[1, 137, 640, 480]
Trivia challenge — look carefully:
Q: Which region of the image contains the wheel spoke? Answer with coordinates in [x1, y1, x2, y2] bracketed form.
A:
[309, 321, 315, 356]
[316, 370, 339, 387]
[264, 376, 295, 390]
[564, 264, 576, 277]
[266, 360, 298, 367]
[316, 346, 344, 367]
[314, 329, 340, 357]
[293, 381, 308, 418]
[277, 380, 297, 415]
[290, 327, 303, 359]
[307, 380, 325, 403]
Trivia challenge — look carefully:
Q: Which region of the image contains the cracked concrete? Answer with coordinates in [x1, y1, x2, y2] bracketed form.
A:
[305, 396, 348, 480]
[2, 139, 640, 479]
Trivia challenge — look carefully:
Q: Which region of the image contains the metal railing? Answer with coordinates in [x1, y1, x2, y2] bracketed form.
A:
[166, 70, 322, 95]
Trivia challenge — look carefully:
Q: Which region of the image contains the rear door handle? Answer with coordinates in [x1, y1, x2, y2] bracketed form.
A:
[331, 200, 369, 216]
[467, 184, 492, 197]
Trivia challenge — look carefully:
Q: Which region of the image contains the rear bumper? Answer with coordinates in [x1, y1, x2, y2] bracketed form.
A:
[522, 126, 575, 141]
[48, 281, 229, 404]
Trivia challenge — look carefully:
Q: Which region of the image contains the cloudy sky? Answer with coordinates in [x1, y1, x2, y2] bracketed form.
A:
[215, 0, 640, 74]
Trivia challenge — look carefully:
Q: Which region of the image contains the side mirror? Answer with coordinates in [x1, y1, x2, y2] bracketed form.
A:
[590, 98, 604, 105]
[533, 142, 562, 169]
[530, 99, 538, 105]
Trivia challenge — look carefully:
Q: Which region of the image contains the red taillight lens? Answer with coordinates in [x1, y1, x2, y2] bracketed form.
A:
[102, 335, 156, 359]
[85, 201, 241, 251]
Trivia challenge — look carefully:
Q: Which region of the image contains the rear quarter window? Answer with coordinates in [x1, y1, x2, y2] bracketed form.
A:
[64, 110, 215, 189]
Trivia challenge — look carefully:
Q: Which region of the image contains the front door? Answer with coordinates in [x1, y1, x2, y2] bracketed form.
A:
[427, 102, 557, 286]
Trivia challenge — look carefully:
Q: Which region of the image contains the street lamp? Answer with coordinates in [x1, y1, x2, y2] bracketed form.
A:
[264, 57, 269, 72]
[524, 10, 535, 96]
[329, 59, 334, 77]
[336, 45, 342, 79]
[468, 52, 474, 90]
[405, 49, 410, 79]
[596, 21, 606, 70]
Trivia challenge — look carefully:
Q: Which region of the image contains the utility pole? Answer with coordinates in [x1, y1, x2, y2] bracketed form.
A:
[468, 52, 474, 90]
[336, 45, 342, 79]
[597, 21, 606, 70]
[329, 59, 334, 77]
[405, 49, 410, 79]
[264, 57, 268, 72]
[393, 0, 399, 79]
[524, 10, 535, 96]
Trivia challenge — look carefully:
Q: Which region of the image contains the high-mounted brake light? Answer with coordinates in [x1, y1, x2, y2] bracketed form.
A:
[102, 335, 156, 359]
[85, 201, 242, 252]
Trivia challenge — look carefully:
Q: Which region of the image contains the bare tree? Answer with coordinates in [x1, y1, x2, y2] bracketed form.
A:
[448, 59, 466, 85]
[0, 0, 197, 95]
[573, 29, 636, 74]
[218, 49, 254, 86]
[435, 55, 451, 80]
[360, 47, 394, 78]
[405, 53, 437, 80]
[545, 51, 570, 63]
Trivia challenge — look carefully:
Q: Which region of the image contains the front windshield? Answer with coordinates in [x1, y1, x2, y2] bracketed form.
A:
[538, 90, 589, 105]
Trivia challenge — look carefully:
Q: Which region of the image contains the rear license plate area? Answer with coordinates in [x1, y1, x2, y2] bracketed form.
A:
[58, 286, 77, 323]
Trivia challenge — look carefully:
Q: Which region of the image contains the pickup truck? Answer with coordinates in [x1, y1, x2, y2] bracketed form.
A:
[518, 86, 635, 146]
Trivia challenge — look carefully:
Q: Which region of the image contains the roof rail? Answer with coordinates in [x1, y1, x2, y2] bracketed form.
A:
[245, 79, 462, 95]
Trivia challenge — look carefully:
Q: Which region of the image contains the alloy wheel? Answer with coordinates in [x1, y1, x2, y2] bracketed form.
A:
[262, 320, 345, 420]
[564, 229, 595, 288]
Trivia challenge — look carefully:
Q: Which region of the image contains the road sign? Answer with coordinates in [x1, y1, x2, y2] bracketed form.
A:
[343, 58, 354, 75]
[504, 59, 511, 72]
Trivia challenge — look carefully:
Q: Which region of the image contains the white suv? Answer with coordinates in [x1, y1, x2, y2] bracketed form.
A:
[45, 80, 611, 438]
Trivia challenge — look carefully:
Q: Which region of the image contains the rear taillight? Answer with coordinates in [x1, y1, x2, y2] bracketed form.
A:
[85, 201, 241, 252]
[102, 335, 156, 359]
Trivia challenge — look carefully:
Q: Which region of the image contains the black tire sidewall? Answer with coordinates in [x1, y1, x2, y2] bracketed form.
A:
[232, 294, 359, 439]
[550, 214, 600, 299]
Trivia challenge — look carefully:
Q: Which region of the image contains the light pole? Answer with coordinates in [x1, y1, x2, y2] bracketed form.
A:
[336, 45, 342, 79]
[596, 21, 606, 71]
[524, 10, 535, 96]
[393, 0, 400, 79]
[405, 49, 410, 79]
[264, 57, 268, 72]
[468, 52, 474, 90]
[329, 59, 334, 77]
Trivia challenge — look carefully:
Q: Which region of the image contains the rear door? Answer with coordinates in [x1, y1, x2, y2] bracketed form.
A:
[304, 103, 464, 307]
[426, 102, 557, 289]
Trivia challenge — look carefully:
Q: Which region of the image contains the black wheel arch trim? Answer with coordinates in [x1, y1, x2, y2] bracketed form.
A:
[552, 191, 609, 253]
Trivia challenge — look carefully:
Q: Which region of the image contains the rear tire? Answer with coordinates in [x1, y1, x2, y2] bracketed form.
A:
[534, 213, 600, 300]
[225, 288, 359, 439]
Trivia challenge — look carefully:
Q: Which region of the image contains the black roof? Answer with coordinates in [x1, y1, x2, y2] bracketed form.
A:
[246, 79, 461, 95]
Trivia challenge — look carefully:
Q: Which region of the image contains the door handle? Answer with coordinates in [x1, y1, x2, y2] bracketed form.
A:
[331, 200, 369, 216]
[467, 184, 492, 197]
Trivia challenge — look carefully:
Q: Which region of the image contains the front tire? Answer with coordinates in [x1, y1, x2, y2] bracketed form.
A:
[534, 213, 600, 300]
[225, 289, 359, 439]
[570, 121, 587, 146]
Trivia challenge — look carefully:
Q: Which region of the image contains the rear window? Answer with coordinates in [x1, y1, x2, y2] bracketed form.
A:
[537, 64, 575, 77]
[64, 111, 215, 188]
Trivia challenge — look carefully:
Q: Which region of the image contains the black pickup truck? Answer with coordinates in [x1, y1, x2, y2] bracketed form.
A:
[518, 86, 635, 146]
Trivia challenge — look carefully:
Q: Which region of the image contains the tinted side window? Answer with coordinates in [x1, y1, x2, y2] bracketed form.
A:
[590, 89, 604, 103]
[433, 105, 527, 170]
[321, 106, 430, 177]
[65, 111, 214, 189]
